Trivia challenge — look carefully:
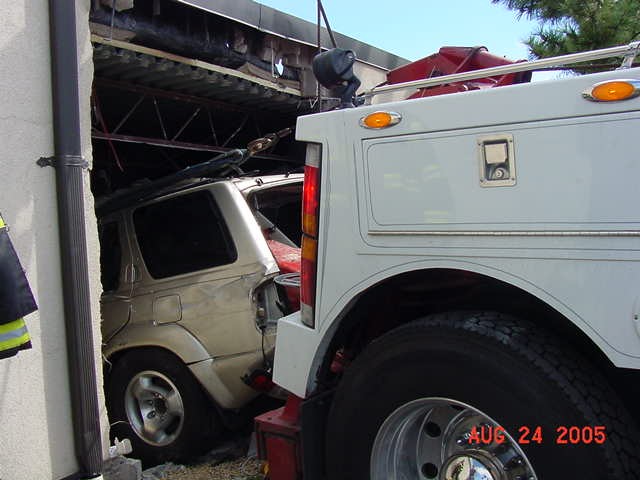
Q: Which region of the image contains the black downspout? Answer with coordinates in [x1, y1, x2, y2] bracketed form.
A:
[48, 1, 103, 477]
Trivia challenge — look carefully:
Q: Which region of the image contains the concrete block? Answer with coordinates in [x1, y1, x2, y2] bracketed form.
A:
[103, 456, 142, 480]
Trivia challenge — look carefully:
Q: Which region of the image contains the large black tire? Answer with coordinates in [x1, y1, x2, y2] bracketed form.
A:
[106, 348, 220, 467]
[326, 312, 640, 479]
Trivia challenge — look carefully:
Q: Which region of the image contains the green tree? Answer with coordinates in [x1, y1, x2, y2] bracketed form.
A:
[494, 0, 640, 66]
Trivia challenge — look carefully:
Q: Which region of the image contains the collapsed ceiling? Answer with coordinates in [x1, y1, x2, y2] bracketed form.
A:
[90, 0, 312, 194]
[89, 0, 407, 195]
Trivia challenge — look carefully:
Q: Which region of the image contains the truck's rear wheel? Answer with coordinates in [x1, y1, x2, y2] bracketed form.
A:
[371, 397, 536, 479]
[326, 312, 640, 479]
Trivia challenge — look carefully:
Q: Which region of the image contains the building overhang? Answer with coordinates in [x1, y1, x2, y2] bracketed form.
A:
[175, 0, 408, 71]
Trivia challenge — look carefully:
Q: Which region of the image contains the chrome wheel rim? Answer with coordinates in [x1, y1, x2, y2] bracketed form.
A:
[124, 370, 185, 446]
[370, 397, 537, 480]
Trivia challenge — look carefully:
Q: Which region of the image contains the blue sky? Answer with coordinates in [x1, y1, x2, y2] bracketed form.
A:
[257, 0, 541, 62]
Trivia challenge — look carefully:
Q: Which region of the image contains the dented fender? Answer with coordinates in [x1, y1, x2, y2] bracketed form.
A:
[103, 322, 211, 364]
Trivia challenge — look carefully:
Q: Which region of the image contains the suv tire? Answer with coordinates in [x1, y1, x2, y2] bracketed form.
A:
[107, 348, 220, 467]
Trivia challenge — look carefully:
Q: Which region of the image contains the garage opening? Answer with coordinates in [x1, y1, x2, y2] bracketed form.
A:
[88, 0, 405, 466]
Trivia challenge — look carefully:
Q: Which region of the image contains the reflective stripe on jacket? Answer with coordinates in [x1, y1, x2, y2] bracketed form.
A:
[0, 317, 31, 358]
[0, 214, 36, 359]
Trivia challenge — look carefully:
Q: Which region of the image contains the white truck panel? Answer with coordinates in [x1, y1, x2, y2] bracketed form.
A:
[364, 115, 639, 229]
[274, 66, 640, 397]
[273, 311, 318, 397]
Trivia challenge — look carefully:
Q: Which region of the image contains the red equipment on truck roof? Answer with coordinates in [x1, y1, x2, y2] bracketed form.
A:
[386, 46, 532, 98]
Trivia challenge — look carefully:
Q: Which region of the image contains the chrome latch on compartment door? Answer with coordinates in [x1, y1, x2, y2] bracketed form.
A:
[478, 134, 516, 187]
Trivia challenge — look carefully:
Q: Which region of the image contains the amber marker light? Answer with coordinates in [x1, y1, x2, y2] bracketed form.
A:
[360, 111, 402, 129]
[583, 80, 640, 102]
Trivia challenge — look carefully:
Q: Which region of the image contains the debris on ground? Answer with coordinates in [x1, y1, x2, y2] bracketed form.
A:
[150, 457, 263, 480]
[142, 438, 264, 480]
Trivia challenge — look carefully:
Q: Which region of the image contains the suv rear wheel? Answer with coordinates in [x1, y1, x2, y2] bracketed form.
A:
[107, 348, 220, 467]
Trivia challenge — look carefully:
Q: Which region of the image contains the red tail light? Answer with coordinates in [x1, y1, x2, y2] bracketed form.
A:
[245, 369, 276, 392]
[302, 165, 320, 237]
[300, 144, 321, 328]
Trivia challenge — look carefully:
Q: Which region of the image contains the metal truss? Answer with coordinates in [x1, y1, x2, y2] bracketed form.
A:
[91, 77, 291, 172]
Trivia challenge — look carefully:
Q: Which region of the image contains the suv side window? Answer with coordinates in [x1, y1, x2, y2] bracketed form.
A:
[133, 190, 237, 279]
[99, 222, 122, 292]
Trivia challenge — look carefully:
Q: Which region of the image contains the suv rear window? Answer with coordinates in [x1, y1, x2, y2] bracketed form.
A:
[133, 190, 237, 278]
[251, 184, 302, 247]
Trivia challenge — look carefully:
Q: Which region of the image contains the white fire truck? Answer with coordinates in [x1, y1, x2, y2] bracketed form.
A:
[256, 42, 640, 480]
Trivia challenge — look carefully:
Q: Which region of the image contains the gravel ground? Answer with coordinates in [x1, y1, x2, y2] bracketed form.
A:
[142, 437, 265, 480]
[143, 457, 264, 480]
[128, 396, 285, 480]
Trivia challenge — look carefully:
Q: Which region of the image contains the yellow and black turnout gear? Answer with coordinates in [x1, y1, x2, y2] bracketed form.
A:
[0, 214, 36, 359]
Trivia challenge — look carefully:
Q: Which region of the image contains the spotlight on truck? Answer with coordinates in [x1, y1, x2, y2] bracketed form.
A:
[312, 48, 361, 109]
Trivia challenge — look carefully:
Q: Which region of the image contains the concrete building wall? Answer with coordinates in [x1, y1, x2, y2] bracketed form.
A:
[0, 2, 107, 479]
[354, 60, 388, 92]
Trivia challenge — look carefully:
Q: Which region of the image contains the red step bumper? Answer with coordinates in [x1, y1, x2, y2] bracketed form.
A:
[255, 395, 304, 480]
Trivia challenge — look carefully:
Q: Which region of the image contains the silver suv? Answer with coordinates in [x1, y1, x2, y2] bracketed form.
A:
[98, 173, 302, 466]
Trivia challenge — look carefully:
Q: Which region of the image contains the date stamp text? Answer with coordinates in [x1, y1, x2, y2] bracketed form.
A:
[467, 425, 606, 445]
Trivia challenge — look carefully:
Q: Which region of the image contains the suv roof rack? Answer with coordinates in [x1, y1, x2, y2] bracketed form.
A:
[96, 128, 296, 216]
[96, 149, 247, 216]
